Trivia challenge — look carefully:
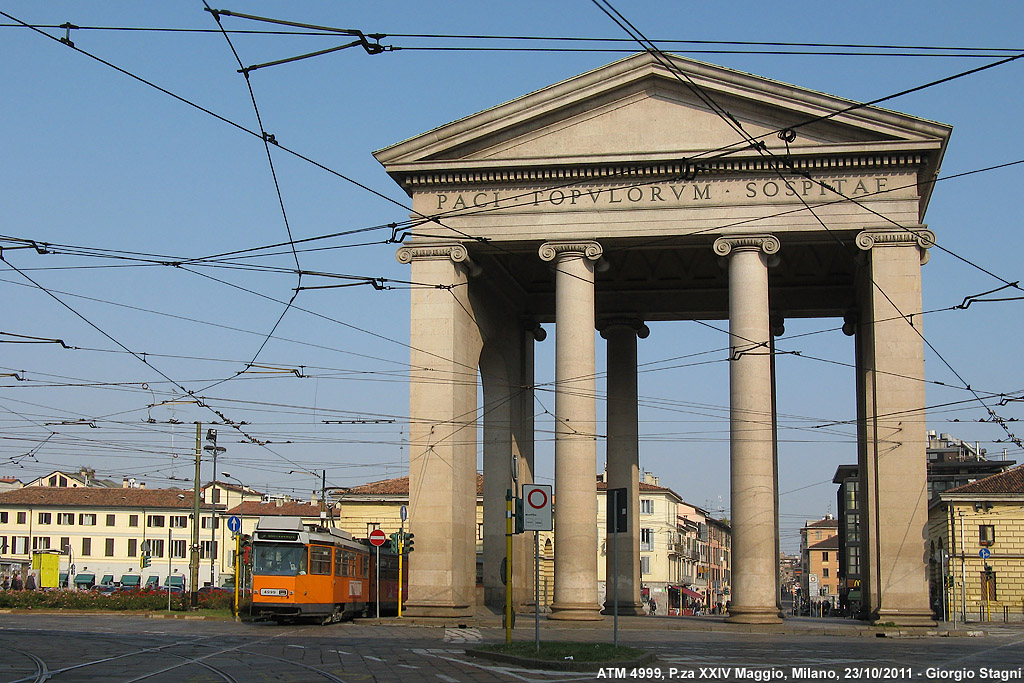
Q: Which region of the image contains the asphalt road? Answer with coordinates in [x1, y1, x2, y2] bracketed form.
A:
[0, 614, 1021, 682]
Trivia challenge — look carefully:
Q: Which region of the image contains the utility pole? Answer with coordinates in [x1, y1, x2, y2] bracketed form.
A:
[190, 422, 201, 609]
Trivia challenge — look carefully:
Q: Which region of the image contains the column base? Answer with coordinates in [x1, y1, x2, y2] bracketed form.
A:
[872, 609, 937, 628]
[725, 605, 784, 624]
[548, 601, 604, 621]
[402, 601, 475, 618]
[602, 600, 646, 616]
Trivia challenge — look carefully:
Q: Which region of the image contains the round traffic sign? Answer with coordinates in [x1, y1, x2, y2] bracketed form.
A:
[227, 515, 242, 534]
[527, 487, 548, 509]
[979, 548, 991, 559]
[369, 529, 388, 547]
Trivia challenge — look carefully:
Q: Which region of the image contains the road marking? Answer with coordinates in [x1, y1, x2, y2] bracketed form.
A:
[329, 650, 352, 655]
[365, 655, 385, 662]
[285, 644, 305, 649]
[437, 676, 460, 683]
[399, 664, 419, 669]
[443, 627, 482, 643]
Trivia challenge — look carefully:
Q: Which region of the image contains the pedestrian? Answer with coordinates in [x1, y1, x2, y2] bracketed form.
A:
[1, 576, 8, 590]
[25, 573, 36, 591]
[649, 600, 657, 616]
[11, 574, 23, 591]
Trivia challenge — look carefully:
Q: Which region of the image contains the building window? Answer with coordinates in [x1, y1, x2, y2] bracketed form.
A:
[477, 523, 484, 541]
[60, 537, 70, 553]
[844, 480, 859, 511]
[200, 541, 218, 560]
[979, 525, 995, 547]
[128, 539, 137, 557]
[151, 539, 165, 558]
[848, 546, 860, 575]
[17, 512, 27, 524]
[169, 516, 188, 529]
[640, 528, 654, 552]
[170, 540, 186, 559]
[847, 513, 860, 542]
[366, 522, 379, 536]
[147, 515, 165, 528]
[106, 514, 116, 527]
[129, 515, 139, 527]
[33, 536, 51, 550]
[15, 536, 29, 554]
[82, 538, 91, 556]
[201, 516, 219, 530]
[38, 512, 52, 525]
[823, 568, 829, 578]
[57, 513, 74, 525]
[0, 537, 7, 554]
[815, 531, 822, 541]
[822, 552, 829, 562]
[79, 514, 97, 526]
[0, 512, 6, 523]
[640, 556, 651, 575]
[105, 538, 115, 557]
[640, 499, 654, 515]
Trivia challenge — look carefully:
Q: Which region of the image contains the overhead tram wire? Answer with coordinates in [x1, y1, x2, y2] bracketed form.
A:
[3, 21, 1022, 56]
[6, 14, 1015, 438]
[591, 0, 1024, 448]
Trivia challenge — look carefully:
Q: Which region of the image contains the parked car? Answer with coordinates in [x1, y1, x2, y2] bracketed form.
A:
[144, 576, 160, 590]
[159, 585, 185, 594]
[118, 575, 142, 592]
[91, 584, 118, 595]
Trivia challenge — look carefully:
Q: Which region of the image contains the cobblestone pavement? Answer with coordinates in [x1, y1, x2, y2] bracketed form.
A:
[0, 614, 1021, 682]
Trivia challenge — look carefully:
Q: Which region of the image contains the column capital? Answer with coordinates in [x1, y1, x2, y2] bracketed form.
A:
[396, 241, 480, 274]
[598, 318, 650, 340]
[712, 234, 781, 258]
[538, 240, 603, 263]
[855, 227, 935, 264]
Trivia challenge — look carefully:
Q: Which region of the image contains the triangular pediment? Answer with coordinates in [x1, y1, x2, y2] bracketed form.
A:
[375, 52, 950, 173]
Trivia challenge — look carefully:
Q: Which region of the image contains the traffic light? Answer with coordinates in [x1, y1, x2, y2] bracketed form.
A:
[389, 532, 400, 554]
[404, 533, 415, 553]
[514, 497, 524, 534]
[141, 552, 151, 569]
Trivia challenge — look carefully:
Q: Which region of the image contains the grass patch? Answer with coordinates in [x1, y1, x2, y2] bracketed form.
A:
[478, 641, 646, 662]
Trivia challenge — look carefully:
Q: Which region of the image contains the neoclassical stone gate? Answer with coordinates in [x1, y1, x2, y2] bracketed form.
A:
[376, 53, 950, 625]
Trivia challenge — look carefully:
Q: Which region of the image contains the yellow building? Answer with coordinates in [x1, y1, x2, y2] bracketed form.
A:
[800, 516, 839, 607]
[0, 486, 219, 589]
[927, 464, 1024, 622]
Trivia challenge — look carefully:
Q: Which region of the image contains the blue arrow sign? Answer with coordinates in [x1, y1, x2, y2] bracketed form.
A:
[979, 548, 991, 560]
[400, 505, 408, 522]
[227, 515, 242, 533]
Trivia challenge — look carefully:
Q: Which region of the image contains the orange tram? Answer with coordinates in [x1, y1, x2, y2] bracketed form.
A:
[251, 516, 406, 623]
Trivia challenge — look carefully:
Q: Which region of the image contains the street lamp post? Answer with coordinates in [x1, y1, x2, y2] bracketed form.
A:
[222, 471, 245, 621]
[204, 429, 226, 588]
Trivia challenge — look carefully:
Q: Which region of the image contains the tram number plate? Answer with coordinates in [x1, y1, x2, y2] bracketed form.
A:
[260, 588, 288, 597]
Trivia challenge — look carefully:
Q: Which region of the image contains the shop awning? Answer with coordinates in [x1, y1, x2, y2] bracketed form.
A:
[679, 586, 703, 600]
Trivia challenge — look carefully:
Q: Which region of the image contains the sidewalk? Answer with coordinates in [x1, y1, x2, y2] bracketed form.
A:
[374, 607, 1003, 638]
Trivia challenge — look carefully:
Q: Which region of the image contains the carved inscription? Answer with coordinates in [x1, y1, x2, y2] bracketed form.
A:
[431, 176, 895, 211]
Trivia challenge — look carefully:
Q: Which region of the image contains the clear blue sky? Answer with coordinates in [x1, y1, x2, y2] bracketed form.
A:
[2, 1, 1022, 551]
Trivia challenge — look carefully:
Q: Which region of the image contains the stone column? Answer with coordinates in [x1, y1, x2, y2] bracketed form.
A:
[600, 319, 649, 617]
[396, 242, 482, 617]
[855, 228, 935, 626]
[714, 234, 783, 625]
[539, 240, 604, 621]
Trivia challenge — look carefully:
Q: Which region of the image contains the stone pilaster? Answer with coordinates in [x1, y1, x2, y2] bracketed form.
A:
[395, 241, 482, 617]
[600, 318, 649, 617]
[540, 240, 604, 621]
[855, 227, 936, 626]
[713, 234, 784, 624]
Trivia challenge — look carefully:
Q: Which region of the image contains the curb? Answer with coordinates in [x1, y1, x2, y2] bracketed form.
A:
[465, 647, 657, 672]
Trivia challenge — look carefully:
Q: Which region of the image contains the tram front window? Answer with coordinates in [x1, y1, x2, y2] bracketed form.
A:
[253, 544, 308, 576]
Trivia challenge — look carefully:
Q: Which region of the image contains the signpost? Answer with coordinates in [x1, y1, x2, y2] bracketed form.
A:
[607, 487, 627, 647]
[521, 484, 552, 653]
[369, 528, 387, 619]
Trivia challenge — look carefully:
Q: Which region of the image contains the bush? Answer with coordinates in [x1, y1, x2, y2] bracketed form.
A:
[0, 588, 186, 611]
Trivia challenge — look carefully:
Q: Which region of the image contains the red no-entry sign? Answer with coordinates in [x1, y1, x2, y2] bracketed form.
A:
[522, 484, 552, 531]
[369, 528, 388, 547]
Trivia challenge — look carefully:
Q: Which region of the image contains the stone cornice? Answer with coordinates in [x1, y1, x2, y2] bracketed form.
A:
[712, 234, 781, 257]
[538, 240, 604, 262]
[396, 153, 926, 189]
